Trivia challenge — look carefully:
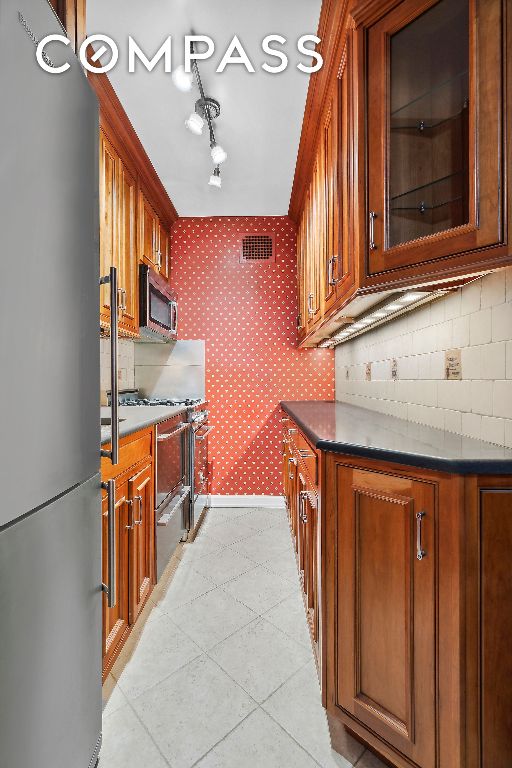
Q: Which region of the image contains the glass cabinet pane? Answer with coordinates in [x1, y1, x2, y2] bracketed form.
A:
[388, 0, 469, 248]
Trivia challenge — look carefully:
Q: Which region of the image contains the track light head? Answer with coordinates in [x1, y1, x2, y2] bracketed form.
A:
[211, 143, 227, 165]
[208, 166, 222, 188]
[185, 112, 204, 135]
[172, 64, 193, 92]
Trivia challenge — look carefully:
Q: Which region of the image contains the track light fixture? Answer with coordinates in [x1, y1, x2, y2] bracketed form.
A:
[173, 38, 227, 187]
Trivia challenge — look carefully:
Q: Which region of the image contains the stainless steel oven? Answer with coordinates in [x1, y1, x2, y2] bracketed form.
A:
[139, 264, 178, 342]
[188, 407, 214, 534]
[155, 414, 190, 579]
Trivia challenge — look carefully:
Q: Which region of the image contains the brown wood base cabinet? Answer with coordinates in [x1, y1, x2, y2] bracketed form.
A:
[101, 428, 156, 679]
[281, 410, 512, 768]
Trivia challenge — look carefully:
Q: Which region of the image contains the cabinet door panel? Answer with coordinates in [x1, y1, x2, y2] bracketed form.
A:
[102, 481, 129, 676]
[139, 191, 159, 270]
[158, 222, 170, 280]
[99, 131, 118, 321]
[118, 160, 138, 334]
[128, 462, 154, 624]
[335, 464, 436, 768]
[365, 0, 503, 277]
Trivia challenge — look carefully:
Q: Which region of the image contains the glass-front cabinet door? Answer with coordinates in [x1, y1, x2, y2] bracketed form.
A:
[362, 0, 504, 279]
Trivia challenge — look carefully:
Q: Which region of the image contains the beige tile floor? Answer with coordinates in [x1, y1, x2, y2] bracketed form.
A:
[100, 506, 388, 768]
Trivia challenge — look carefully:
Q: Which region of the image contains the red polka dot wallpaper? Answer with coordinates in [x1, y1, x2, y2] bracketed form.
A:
[171, 216, 334, 496]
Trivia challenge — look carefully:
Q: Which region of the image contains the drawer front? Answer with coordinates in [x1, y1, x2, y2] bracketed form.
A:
[295, 431, 317, 486]
[101, 428, 153, 482]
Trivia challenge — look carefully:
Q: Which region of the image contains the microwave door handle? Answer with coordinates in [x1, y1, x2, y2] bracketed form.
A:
[196, 425, 215, 440]
[157, 423, 189, 441]
[100, 266, 119, 465]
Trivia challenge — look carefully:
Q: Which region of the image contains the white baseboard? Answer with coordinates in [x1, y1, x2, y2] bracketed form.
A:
[209, 495, 285, 509]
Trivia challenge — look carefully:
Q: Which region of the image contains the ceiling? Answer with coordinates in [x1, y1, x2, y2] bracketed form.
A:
[87, 0, 322, 217]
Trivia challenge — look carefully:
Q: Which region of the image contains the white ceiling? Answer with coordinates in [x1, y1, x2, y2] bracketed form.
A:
[87, 0, 321, 217]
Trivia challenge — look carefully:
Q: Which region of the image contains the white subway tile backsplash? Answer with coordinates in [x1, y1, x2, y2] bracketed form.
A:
[335, 270, 512, 447]
[470, 381, 493, 416]
[437, 380, 471, 412]
[461, 279, 481, 315]
[461, 412, 482, 441]
[481, 269, 506, 308]
[491, 301, 512, 342]
[469, 308, 492, 346]
[444, 409, 462, 434]
[481, 416, 506, 446]
[452, 315, 470, 348]
[493, 380, 512, 419]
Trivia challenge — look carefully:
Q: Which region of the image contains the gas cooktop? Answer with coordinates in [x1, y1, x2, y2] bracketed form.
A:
[122, 397, 202, 407]
[111, 389, 203, 408]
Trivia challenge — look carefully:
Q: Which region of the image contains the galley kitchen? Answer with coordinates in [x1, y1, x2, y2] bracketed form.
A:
[1, 1, 511, 767]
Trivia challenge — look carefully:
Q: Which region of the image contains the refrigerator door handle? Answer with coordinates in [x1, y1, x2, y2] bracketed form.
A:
[100, 266, 119, 466]
[101, 479, 116, 608]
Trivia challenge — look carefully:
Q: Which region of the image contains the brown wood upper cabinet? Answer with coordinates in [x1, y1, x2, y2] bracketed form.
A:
[360, 0, 505, 285]
[99, 130, 138, 336]
[139, 190, 171, 278]
[293, 0, 510, 346]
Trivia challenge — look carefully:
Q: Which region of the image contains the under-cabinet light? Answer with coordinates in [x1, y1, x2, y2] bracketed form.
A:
[323, 289, 450, 348]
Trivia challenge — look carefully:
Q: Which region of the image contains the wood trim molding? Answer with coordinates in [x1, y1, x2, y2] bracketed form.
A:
[88, 70, 179, 228]
[288, 0, 350, 223]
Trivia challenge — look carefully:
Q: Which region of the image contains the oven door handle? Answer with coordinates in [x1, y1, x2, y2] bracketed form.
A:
[195, 425, 215, 440]
[157, 423, 189, 441]
[157, 487, 191, 526]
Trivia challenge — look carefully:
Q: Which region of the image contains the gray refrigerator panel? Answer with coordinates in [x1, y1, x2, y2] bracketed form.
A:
[0, 474, 102, 768]
[0, 0, 100, 527]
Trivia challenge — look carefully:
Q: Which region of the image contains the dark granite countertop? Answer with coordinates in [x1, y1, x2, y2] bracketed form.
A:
[280, 400, 512, 475]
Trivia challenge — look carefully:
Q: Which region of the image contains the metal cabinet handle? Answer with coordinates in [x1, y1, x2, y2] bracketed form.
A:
[307, 292, 315, 315]
[288, 457, 296, 479]
[297, 314, 303, 330]
[170, 300, 178, 335]
[328, 255, 338, 286]
[134, 495, 143, 525]
[298, 448, 314, 459]
[196, 425, 214, 440]
[157, 423, 189, 441]
[369, 211, 377, 251]
[101, 479, 116, 609]
[100, 266, 119, 465]
[299, 490, 308, 524]
[416, 511, 426, 560]
[156, 250, 162, 270]
[117, 287, 127, 312]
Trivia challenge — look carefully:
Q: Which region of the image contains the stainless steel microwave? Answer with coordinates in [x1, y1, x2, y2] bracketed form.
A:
[139, 264, 178, 342]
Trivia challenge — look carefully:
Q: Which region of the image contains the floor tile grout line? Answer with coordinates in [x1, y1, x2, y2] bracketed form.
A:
[187, 708, 257, 768]
[258, 704, 326, 768]
[111, 686, 176, 768]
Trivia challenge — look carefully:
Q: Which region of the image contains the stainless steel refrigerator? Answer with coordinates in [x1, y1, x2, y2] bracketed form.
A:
[0, 1, 103, 766]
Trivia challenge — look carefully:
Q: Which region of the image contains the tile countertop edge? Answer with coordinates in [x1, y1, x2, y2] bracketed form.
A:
[280, 400, 512, 476]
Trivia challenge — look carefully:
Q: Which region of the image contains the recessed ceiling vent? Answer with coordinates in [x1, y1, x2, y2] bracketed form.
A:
[240, 233, 275, 263]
